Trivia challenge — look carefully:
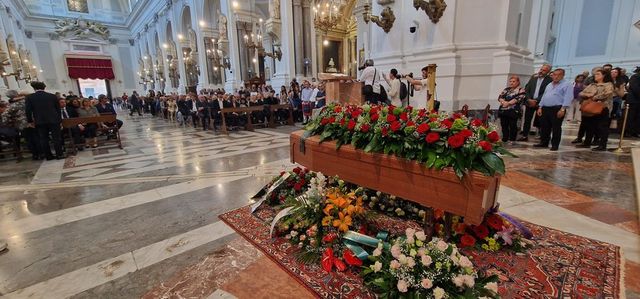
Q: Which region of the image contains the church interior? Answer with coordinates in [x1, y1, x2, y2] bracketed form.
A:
[0, 0, 640, 298]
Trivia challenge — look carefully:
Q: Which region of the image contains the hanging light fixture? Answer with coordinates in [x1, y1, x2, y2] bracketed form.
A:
[313, 0, 344, 33]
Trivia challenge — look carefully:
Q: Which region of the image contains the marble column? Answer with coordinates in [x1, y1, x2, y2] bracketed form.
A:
[301, 0, 312, 77]
[220, 1, 242, 91]
[292, 0, 304, 77]
[269, 0, 295, 89]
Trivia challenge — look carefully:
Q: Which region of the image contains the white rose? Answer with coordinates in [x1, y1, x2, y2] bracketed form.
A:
[450, 255, 459, 265]
[433, 287, 445, 299]
[372, 247, 382, 257]
[290, 231, 298, 237]
[459, 256, 473, 268]
[405, 228, 416, 239]
[397, 280, 408, 293]
[485, 282, 498, 293]
[463, 275, 475, 288]
[415, 231, 426, 241]
[452, 275, 465, 287]
[372, 261, 382, 272]
[436, 240, 448, 251]
[407, 257, 416, 268]
[421, 255, 432, 266]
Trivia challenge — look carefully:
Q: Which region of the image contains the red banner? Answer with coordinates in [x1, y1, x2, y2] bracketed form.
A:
[66, 57, 115, 80]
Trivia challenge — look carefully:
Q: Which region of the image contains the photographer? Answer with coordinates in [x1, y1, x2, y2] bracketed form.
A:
[405, 66, 429, 90]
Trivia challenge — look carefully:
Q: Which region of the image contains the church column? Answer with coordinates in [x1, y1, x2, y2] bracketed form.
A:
[194, 3, 210, 90]
[220, 0, 242, 91]
[270, 0, 295, 88]
[292, 0, 304, 77]
[301, 0, 313, 77]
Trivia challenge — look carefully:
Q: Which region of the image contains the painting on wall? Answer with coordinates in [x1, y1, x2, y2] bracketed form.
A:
[358, 48, 365, 68]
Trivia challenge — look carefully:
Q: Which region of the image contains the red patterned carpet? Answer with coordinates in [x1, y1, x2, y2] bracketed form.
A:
[220, 206, 623, 298]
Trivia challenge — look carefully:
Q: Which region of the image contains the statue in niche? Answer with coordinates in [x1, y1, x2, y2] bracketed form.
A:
[326, 58, 338, 73]
[218, 11, 228, 41]
[270, 0, 280, 20]
[184, 49, 199, 86]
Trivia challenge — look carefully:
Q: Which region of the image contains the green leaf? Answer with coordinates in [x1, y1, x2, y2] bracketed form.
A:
[336, 139, 343, 149]
[496, 146, 518, 157]
[426, 151, 437, 168]
[481, 152, 506, 175]
[364, 136, 379, 153]
[319, 130, 333, 142]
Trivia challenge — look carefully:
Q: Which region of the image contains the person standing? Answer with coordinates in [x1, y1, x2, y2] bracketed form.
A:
[626, 67, 640, 137]
[384, 69, 401, 107]
[576, 69, 614, 151]
[129, 91, 142, 116]
[4, 90, 39, 159]
[358, 59, 382, 104]
[497, 76, 526, 145]
[533, 69, 573, 151]
[25, 81, 64, 160]
[300, 80, 314, 124]
[567, 74, 586, 123]
[519, 64, 552, 141]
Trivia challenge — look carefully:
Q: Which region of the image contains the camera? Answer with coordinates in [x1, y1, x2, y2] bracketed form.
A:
[399, 72, 414, 78]
[409, 26, 416, 33]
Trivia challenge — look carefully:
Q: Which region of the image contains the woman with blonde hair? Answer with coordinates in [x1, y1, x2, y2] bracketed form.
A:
[76, 98, 101, 148]
[497, 75, 526, 145]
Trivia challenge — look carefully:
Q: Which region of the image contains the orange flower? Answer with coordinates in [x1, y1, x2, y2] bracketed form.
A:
[332, 212, 352, 232]
[322, 216, 333, 226]
[323, 204, 335, 216]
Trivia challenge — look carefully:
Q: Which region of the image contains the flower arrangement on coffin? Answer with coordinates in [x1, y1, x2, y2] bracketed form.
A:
[305, 103, 514, 178]
[361, 190, 532, 252]
[362, 228, 500, 299]
[263, 166, 316, 206]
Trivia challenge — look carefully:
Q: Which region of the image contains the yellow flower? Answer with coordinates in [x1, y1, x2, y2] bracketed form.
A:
[322, 216, 333, 226]
[323, 204, 335, 216]
[332, 212, 352, 232]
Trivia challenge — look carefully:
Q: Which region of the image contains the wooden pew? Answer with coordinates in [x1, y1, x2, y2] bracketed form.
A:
[61, 115, 123, 154]
[269, 104, 294, 128]
[219, 104, 296, 135]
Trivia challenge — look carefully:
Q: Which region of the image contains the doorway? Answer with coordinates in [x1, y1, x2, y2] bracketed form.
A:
[77, 79, 108, 98]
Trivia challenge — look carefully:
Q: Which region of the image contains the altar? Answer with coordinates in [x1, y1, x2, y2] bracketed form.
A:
[318, 73, 363, 105]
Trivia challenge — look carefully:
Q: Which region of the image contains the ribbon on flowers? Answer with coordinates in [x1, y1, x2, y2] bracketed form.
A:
[498, 212, 533, 239]
[251, 172, 291, 213]
[342, 230, 390, 260]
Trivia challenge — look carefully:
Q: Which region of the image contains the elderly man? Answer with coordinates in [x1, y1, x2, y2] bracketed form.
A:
[519, 64, 553, 141]
[534, 68, 573, 151]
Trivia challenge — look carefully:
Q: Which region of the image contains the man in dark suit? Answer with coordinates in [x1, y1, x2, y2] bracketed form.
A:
[196, 95, 210, 131]
[96, 94, 123, 129]
[519, 64, 553, 141]
[129, 91, 142, 116]
[25, 81, 64, 160]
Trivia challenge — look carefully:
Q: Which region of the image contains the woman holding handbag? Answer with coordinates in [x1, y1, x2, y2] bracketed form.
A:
[498, 76, 527, 145]
[577, 69, 614, 151]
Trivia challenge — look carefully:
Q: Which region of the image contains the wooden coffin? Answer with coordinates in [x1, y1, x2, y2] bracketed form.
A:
[290, 131, 501, 225]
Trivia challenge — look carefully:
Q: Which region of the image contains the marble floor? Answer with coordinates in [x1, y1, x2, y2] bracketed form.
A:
[0, 114, 638, 299]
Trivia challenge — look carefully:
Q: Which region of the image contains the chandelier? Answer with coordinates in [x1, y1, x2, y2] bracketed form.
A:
[313, 0, 344, 33]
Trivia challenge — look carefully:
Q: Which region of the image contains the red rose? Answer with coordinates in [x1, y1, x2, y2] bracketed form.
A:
[340, 118, 346, 126]
[321, 118, 330, 125]
[454, 223, 467, 234]
[381, 127, 388, 137]
[334, 258, 347, 272]
[293, 167, 302, 174]
[343, 249, 363, 266]
[442, 119, 453, 129]
[479, 140, 493, 152]
[406, 105, 414, 112]
[329, 116, 336, 124]
[322, 233, 338, 243]
[488, 131, 500, 142]
[321, 248, 334, 272]
[347, 119, 356, 131]
[486, 214, 504, 231]
[426, 132, 440, 143]
[471, 119, 483, 127]
[460, 129, 473, 138]
[371, 113, 379, 122]
[418, 109, 427, 117]
[460, 234, 477, 248]
[388, 104, 396, 112]
[429, 117, 438, 123]
[452, 113, 462, 120]
[387, 114, 397, 122]
[400, 112, 409, 122]
[390, 121, 402, 132]
[351, 109, 362, 118]
[406, 121, 415, 127]
[417, 123, 430, 134]
[293, 183, 302, 191]
[471, 224, 490, 239]
[361, 124, 371, 133]
[447, 134, 465, 148]
[334, 106, 342, 113]
[299, 178, 306, 185]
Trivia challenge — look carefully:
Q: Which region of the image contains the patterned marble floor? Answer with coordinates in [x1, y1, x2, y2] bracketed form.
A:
[0, 114, 638, 299]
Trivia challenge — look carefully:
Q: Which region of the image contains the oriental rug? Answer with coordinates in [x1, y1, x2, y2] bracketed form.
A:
[219, 206, 622, 298]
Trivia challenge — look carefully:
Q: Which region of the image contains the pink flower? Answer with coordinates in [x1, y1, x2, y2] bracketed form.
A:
[463, 275, 475, 287]
[406, 257, 416, 268]
[421, 278, 433, 289]
[421, 255, 432, 266]
[415, 231, 426, 241]
[459, 255, 473, 268]
[391, 244, 402, 258]
[390, 259, 401, 269]
[436, 240, 448, 251]
[397, 280, 408, 293]
[452, 275, 465, 287]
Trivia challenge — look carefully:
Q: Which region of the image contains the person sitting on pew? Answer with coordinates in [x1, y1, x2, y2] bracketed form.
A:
[77, 99, 102, 148]
[96, 94, 124, 131]
[59, 99, 85, 151]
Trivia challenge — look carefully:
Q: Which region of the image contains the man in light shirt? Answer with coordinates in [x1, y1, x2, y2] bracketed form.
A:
[300, 80, 314, 124]
[534, 68, 573, 151]
[383, 69, 401, 106]
[358, 59, 382, 104]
